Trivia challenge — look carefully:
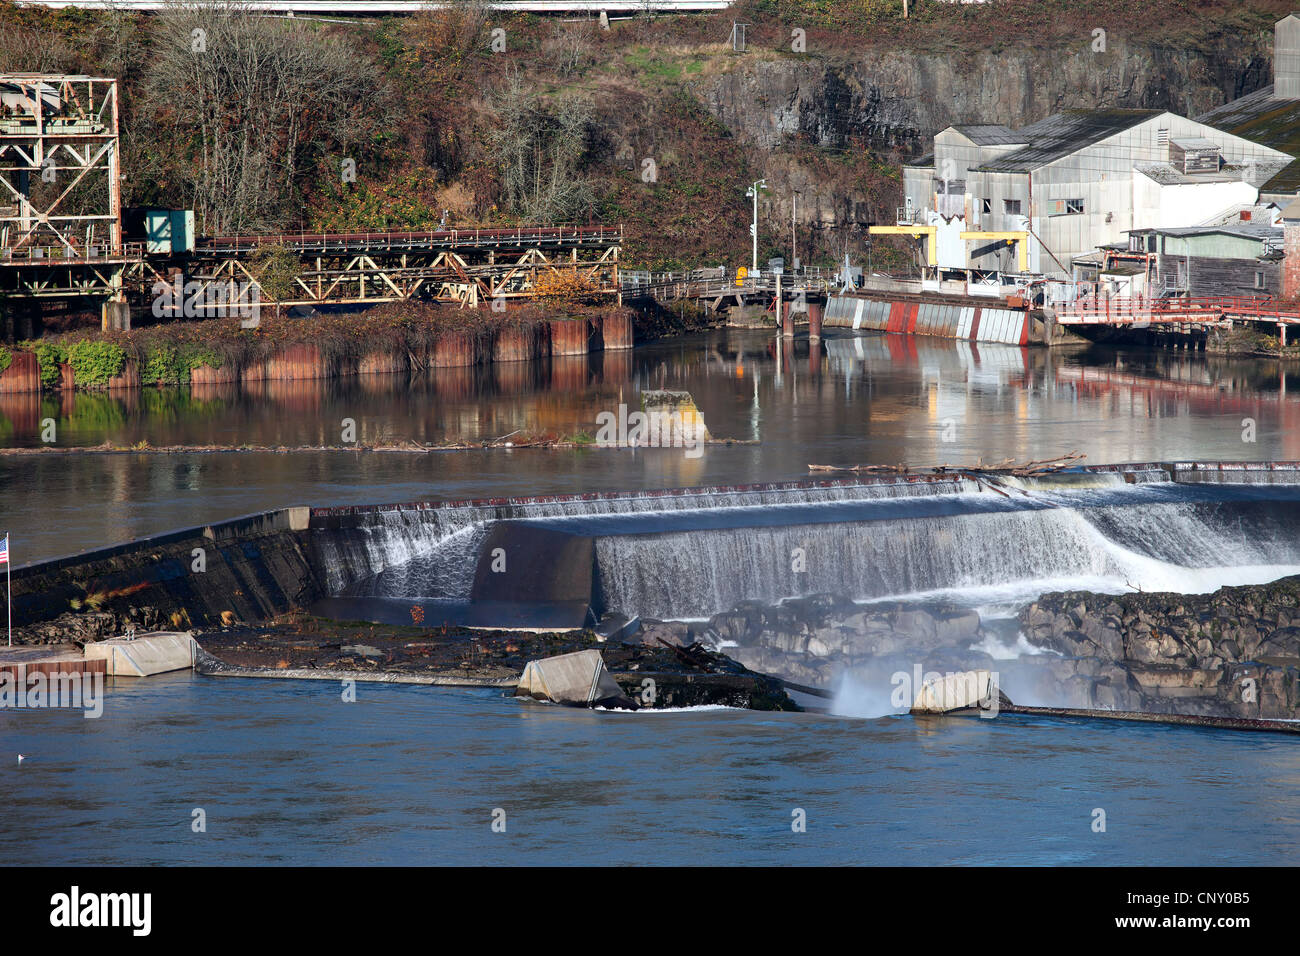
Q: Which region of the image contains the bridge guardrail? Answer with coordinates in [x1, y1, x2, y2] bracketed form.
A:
[200, 224, 623, 254]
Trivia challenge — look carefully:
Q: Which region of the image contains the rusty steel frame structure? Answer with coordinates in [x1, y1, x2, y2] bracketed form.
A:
[175, 226, 622, 308]
[0, 75, 134, 302]
[0, 75, 122, 255]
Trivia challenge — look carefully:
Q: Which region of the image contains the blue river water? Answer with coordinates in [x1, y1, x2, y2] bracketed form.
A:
[2, 673, 1297, 866]
[5, 330, 1300, 866]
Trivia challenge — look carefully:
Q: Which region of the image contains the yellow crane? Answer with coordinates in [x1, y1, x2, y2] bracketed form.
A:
[867, 225, 937, 266]
[959, 230, 1030, 272]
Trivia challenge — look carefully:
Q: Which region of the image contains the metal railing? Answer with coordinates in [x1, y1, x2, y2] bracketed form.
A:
[1056, 295, 1300, 325]
[200, 224, 623, 254]
[0, 241, 143, 263]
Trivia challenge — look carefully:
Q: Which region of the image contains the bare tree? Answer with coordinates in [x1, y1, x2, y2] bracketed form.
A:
[402, 0, 492, 84]
[144, 1, 387, 234]
[487, 72, 594, 223]
[542, 20, 594, 78]
[0, 18, 74, 72]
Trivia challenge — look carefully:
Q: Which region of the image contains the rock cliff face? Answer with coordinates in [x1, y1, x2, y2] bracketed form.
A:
[702, 38, 1270, 154]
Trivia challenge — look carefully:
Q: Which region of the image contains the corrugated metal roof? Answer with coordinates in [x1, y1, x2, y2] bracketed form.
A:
[905, 153, 935, 168]
[1195, 85, 1300, 191]
[1200, 203, 1280, 227]
[1133, 162, 1234, 185]
[1133, 159, 1287, 188]
[973, 109, 1164, 172]
[950, 124, 1027, 146]
[1170, 137, 1221, 151]
[1126, 223, 1281, 240]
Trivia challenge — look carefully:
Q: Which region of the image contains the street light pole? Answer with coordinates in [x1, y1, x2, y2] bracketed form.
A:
[746, 178, 766, 275]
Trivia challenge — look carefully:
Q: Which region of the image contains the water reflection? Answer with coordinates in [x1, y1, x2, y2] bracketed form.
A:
[12, 330, 1290, 456]
[9, 329, 1300, 559]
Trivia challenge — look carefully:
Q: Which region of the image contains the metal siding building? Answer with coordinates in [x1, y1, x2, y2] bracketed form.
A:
[903, 109, 1294, 278]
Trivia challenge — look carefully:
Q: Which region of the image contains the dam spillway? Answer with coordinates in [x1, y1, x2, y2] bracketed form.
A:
[13, 462, 1300, 636]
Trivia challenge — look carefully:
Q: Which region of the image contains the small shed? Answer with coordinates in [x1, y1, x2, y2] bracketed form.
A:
[1169, 138, 1222, 175]
[144, 209, 195, 254]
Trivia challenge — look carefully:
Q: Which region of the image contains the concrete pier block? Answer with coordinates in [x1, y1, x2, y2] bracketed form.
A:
[911, 669, 997, 713]
[101, 299, 130, 332]
[641, 389, 711, 444]
[84, 631, 198, 676]
[516, 649, 633, 708]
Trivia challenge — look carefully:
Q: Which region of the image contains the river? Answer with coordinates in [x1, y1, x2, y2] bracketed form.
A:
[4, 328, 1299, 866]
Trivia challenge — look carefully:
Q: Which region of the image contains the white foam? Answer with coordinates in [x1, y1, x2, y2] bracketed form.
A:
[969, 631, 1061, 660]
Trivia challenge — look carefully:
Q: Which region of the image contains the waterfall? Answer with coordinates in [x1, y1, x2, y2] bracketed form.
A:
[317, 469, 1300, 622]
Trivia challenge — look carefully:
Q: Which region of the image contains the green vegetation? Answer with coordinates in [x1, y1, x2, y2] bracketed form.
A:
[0, 345, 11, 375]
[142, 343, 222, 385]
[66, 341, 126, 387]
[24, 341, 66, 387]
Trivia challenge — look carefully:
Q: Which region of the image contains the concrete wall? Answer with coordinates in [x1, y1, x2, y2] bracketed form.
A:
[1133, 176, 1257, 230]
[10, 508, 322, 636]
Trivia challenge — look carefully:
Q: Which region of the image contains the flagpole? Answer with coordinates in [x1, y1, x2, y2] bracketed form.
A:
[5, 532, 10, 648]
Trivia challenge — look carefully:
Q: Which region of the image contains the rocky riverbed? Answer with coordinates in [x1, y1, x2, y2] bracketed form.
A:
[639, 576, 1300, 719]
[194, 612, 798, 711]
[1020, 576, 1300, 718]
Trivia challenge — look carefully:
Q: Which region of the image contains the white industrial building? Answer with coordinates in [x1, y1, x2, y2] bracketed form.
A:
[898, 109, 1293, 279]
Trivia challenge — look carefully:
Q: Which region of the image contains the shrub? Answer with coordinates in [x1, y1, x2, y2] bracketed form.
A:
[182, 344, 224, 371]
[67, 341, 126, 387]
[143, 343, 184, 385]
[0, 345, 11, 375]
[23, 341, 67, 388]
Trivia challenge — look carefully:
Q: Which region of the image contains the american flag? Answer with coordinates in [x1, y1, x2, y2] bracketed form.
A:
[0, 534, 8, 565]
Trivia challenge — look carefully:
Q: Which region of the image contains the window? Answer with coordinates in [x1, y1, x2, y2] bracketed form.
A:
[1049, 198, 1086, 215]
[980, 199, 992, 215]
[1003, 199, 1022, 215]
[1255, 271, 1266, 289]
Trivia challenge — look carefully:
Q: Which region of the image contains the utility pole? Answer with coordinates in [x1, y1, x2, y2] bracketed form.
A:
[746, 178, 767, 275]
[791, 195, 797, 270]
